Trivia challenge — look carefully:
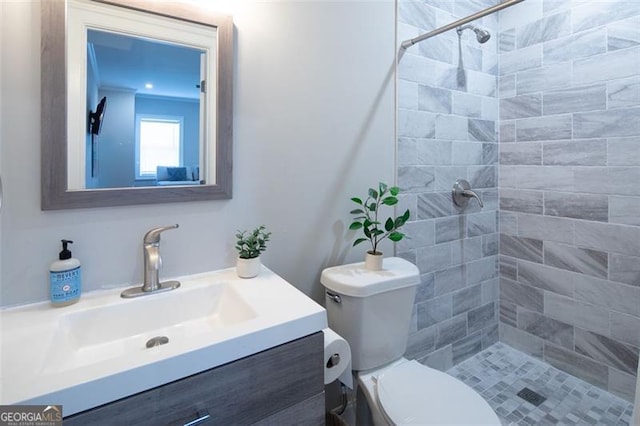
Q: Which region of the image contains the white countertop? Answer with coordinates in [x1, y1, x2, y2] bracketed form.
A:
[0, 266, 327, 416]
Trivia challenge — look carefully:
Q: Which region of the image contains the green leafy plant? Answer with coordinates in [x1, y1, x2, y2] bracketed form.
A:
[235, 225, 272, 259]
[349, 182, 410, 255]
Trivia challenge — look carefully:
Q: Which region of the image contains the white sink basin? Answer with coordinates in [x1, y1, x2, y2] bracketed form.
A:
[1, 267, 326, 416]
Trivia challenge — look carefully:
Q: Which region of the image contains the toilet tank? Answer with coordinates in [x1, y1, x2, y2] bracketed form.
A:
[321, 257, 420, 371]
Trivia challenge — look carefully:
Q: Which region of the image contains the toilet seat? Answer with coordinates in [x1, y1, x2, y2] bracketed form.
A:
[374, 360, 500, 425]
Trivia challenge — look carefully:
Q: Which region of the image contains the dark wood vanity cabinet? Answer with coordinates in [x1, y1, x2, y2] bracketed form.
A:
[64, 332, 325, 426]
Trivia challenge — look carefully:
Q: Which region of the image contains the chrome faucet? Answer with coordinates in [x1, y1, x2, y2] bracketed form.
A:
[121, 224, 181, 298]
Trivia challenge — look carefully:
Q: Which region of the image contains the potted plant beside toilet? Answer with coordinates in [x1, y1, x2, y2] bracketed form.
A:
[235, 225, 271, 278]
[349, 182, 410, 270]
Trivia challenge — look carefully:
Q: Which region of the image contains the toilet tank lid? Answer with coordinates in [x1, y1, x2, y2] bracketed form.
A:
[321, 257, 420, 297]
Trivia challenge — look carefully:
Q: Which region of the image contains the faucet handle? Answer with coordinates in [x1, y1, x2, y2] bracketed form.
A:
[452, 179, 484, 209]
[144, 224, 179, 244]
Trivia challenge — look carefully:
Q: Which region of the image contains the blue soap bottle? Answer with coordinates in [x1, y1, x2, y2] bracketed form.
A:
[50, 239, 82, 307]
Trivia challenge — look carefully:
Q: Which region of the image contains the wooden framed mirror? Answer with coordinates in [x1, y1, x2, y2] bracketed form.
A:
[41, 0, 233, 210]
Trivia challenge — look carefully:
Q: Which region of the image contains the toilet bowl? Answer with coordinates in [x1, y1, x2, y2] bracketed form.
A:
[357, 358, 500, 425]
[321, 257, 500, 426]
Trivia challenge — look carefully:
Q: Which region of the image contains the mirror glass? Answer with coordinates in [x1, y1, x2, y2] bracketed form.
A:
[84, 29, 206, 189]
[41, 0, 233, 209]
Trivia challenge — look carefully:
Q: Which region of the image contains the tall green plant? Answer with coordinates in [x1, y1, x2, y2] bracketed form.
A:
[349, 183, 410, 255]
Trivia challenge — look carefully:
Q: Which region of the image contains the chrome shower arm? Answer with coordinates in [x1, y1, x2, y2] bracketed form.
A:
[400, 0, 525, 49]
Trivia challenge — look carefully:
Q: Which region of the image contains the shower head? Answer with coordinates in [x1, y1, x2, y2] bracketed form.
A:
[456, 24, 491, 44]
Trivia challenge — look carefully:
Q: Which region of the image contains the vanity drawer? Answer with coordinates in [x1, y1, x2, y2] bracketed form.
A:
[64, 332, 324, 425]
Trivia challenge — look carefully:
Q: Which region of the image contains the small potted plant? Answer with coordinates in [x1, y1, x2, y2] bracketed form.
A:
[235, 225, 272, 278]
[349, 182, 410, 270]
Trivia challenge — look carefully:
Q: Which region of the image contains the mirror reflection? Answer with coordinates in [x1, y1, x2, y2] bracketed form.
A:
[85, 30, 206, 189]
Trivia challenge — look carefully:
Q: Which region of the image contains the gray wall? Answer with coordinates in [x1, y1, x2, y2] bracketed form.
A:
[497, 0, 639, 402]
[1, 1, 396, 306]
[397, 0, 500, 371]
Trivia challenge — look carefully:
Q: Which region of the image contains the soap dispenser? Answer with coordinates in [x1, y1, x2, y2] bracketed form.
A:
[50, 239, 82, 307]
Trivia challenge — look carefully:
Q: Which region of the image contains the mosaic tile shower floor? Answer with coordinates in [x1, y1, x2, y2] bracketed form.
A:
[446, 343, 635, 425]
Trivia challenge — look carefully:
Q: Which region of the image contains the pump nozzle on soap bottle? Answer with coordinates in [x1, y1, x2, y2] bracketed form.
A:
[50, 239, 82, 307]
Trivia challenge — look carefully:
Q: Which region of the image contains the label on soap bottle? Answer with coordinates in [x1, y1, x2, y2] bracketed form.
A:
[50, 266, 81, 303]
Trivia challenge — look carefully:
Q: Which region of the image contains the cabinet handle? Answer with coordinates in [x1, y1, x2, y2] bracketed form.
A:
[183, 411, 211, 426]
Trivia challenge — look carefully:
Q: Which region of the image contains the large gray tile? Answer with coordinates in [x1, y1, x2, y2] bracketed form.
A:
[608, 137, 640, 166]
[516, 10, 570, 48]
[436, 114, 468, 140]
[468, 302, 496, 334]
[500, 300, 517, 328]
[610, 312, 640, 347]
[406, 325, 436, 360]
[417, 344, 453, 372]
[609, 196, 640, 227]
[398, 166, 436, 193]
[467, 256, 498, 286]
[417, 244, 451, 274]
[500, 277, 543, 313]
[435, 216, 465, 244]
[608, 15, 640, 51]
[543, 83, 606, 115]
[500, 189, 543, 214]
[573, 166, 640, 197]
[397, 220, 435, 252]
[499, 142, 541, 165]
[544, 241, 608, 279]
[500, 44, 542, 76]
[608, 368, 638, 403]
[452, 330, 483, 365]
[610, 253, 640, 287]
[499, 210, 518, 235]
[543, 27, 606, 65]
[418, 35, 455, 64]
[572, 0, 640, 33]
[399, 109, 436, 138]
[544, 292, 610, 336]
[573, 46, 640, 85]
[544, 191, 608, 222]
[398, 0, 436, 28]
[500, 255, 517, 281]
[418, 85, 452, 113]
[574, 107, 640, 139]
[500, 234, 543, 263]
[451, 237, 483, 265]
[452, 91, 482, 118]
[468, 119, 496, 142]
[499, 323, 544, 359]
[544, 342, 609, 389]
[452, 142, 483, 165]
[575, 328, 639, 375]
[435, 264, 467, 296]
[575, 275, 640, 317]
[417, 294, 452, 329]
[417, 192, 454, 219]
[574, 221, 640, 257]
[542, 139, 607, 166]
[499, 121, 515, 142]
[500, 94, 542, 119]
[516, 115, 572, 141]
[516, 166, 574, 191]
[467, 211, 497, 237]
[517, 213, 574, 245]
[436, 314, 468, 349]
[608, 76, 640, 109]
[452, 285, 481, 317]
[518, 260, 574, 297]
[516, 63, 571, 95]
[518, 308, 574, 349]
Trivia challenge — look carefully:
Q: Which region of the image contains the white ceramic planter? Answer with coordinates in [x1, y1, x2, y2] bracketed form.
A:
[364, 251, 383, 271]
[236, 256, 261, 278]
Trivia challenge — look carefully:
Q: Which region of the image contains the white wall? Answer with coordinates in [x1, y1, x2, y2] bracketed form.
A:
[0, 0, 397, 306]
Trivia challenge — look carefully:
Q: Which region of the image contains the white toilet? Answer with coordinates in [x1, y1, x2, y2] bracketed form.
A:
[321, 257, 500, 425]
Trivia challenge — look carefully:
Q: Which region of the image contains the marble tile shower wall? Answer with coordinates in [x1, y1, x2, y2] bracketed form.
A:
[396, 0, 501, 372]
[497, 0, 640, 402]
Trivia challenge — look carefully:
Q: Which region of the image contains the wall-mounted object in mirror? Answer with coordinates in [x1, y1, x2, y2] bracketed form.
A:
[41, 0, 233, 210]
[89, 96, 107, 135]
